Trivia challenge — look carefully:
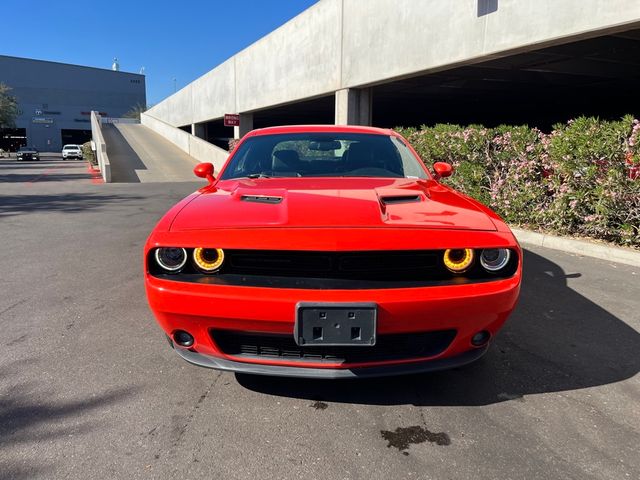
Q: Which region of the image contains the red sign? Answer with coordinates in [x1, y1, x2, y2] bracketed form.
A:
[224, 114, 240, 127]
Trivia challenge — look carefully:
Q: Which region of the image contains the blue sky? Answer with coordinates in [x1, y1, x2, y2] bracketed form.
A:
[1, 0, 318, 105]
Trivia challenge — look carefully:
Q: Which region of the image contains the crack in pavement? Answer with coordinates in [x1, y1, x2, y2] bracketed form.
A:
[163, 371, 224, 461]
[0, 299, 28, 318]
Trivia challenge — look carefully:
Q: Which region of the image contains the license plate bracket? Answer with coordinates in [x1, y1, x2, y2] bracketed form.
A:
[294, 302, 377, 346]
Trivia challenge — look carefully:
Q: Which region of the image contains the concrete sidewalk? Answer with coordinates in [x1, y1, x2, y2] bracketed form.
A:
[513, 227, 640, 268]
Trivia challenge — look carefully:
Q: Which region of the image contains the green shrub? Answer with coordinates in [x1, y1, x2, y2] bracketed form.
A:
[397, 116, 640, 248]
[82, 141, 97, 166]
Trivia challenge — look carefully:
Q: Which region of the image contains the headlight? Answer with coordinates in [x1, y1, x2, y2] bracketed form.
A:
[193, 248, 224, 272]
[443, 248, 474, 273]
[480, 249, 511, 272]
[154, 247, 187, 272]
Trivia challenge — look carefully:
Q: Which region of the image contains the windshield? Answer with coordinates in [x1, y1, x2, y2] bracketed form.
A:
[19, 147, 36, 152]
[220, 133, 428, 180]
[63, 145, 79, 150]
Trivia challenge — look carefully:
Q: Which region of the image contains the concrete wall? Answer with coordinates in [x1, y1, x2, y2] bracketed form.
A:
[0, 55, 146, 151]
[146, 0, 640, 127]
[234, 0, 342, 113]
[140, 112, 228, 171]
[341, 0, 640, 86]
[91, 111, 111, 182]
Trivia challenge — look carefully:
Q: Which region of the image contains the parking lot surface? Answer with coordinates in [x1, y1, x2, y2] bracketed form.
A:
[1, 159, 639, 479]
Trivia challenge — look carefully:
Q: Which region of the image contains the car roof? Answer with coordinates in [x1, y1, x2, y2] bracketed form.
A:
[246, 124, 396, 137]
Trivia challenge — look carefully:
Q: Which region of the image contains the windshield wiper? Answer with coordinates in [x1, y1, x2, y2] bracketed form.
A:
[246, 173, 272, 179]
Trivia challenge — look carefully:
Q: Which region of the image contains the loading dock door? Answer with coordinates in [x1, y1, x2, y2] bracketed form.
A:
[0, 128, 27, 151]
[61, 129, 92, 146]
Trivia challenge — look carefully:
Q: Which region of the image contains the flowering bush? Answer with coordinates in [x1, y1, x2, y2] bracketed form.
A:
[397, 116, 640, 248]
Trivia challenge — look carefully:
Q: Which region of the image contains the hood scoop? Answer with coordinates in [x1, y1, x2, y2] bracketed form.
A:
[240, 195, 283, 204]
[379, 194, 421, 205]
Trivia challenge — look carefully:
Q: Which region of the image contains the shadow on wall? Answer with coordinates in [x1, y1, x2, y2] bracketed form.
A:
[0, 193, 143, 217]
[237, 249, 640, 406]
[477, 0, 498, 16]
[0, 358, 137, 480]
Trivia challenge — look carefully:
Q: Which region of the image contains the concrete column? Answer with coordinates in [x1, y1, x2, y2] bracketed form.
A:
[234, 113, 254, 139]
[335, 88, 372, 126]
[191, 123, 206, 139]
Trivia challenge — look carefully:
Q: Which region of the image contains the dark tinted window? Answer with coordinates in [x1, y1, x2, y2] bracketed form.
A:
[220, 133, 428, 180]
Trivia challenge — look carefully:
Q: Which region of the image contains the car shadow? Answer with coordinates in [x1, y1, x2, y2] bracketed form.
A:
[0, 173, 97, 183]
[0, 193, 143, 217]
[236, 249, 640, 406]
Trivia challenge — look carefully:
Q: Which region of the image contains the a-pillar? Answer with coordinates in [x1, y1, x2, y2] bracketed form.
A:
[335, 88, 372, 125]
[191, 123, 206, 139]
[233, 113, 254, 139]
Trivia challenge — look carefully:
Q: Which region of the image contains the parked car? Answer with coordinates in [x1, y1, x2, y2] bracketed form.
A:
[62, 144, 83, 160]
[16, 146, 40, 161]
[144, 125, 522, 378]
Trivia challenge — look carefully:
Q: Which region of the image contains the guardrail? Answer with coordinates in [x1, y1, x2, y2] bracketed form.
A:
[90, 111, 111, 182]
[140, 112, 228, 171]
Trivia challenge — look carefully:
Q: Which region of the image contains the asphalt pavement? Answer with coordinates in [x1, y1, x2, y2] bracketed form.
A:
[1, 157, 639, 480]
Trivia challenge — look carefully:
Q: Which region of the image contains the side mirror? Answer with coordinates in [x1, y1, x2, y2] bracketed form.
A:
[194, 162, 215, 185]
[433, 162, 453, 180]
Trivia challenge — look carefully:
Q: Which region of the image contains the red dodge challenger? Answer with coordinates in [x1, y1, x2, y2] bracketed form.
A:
[144, 125, 521, 378]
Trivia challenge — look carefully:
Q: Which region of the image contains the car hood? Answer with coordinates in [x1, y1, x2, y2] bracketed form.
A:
[170, 178, 497, 232]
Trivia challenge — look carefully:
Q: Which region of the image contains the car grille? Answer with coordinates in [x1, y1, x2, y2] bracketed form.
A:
[211, 329, 456, 364]
[224, 250, 442, 281]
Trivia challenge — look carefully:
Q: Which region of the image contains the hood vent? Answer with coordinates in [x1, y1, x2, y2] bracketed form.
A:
[380, 195, 421, 205]
[241, 195, 283, 204]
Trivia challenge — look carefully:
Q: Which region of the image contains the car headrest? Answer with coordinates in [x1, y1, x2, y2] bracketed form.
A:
[345, 142, 376, 169]
[272, 149, 301, 171]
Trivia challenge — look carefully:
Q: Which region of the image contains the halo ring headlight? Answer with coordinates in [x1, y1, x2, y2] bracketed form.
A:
[155, 247, 187, 272]
[443, 248, 474, 273]
[193, 248, 225, 273]
[480, 249, 511, 272]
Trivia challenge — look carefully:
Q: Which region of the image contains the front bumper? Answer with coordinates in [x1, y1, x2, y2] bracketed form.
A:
[172, 340, 489, 378]
[146, 272, 520, 376]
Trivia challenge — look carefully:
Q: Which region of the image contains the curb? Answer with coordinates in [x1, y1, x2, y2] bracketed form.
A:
[511, 228, 640, 268]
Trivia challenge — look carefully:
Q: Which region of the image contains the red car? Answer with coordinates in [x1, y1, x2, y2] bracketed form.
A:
[144, 125, 521, 378]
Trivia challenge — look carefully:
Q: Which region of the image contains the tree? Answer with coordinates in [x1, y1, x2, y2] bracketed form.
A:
[0, 82, 18, 128]
[123, 102, 151, 121]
